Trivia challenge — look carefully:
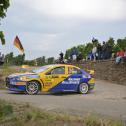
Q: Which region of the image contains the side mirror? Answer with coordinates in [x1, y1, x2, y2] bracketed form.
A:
[46, 71, 51, 75]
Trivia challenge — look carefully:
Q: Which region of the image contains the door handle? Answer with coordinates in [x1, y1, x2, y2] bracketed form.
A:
[52, 75, 59, 78]
[61, 76, 67, 78]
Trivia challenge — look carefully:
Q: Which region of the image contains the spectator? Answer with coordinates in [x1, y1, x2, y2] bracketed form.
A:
[115, 49, 124, 64]
[0, 52, 4, 65]
[0, 52, 2, 61]
[59, 51, 64, 63]
[105, 42, 112, 59]
[112, 53, 116, 59]
[102, 41, 106, 59]
[92, 37, 96, 43]
[92, 37, 98, 44]
[71, 47, 78, 61]
[77, 52, 83, 62]
[107, 43, 112, 59]
[67, 57, 72, 63]
[86, 51, 93, 61]
[122, 48, 126, 62]
[97, 43, 102, 60]
[1, 54, 4, 62]
[92, 45, 97, 61]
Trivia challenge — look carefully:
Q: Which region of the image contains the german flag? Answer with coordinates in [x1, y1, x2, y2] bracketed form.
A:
[13, 36, 24, 53]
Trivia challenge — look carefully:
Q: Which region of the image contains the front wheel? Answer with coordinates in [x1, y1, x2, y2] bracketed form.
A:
[26, 81, 40, 95]
[78, 83, 89, 94]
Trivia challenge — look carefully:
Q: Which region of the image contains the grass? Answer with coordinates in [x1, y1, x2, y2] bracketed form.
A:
[0, 100, 13, 118]
[0, 99, 124, 126]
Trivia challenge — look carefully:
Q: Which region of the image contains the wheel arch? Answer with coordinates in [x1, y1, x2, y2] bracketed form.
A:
[78, 82, 89, 94]
[78, 82, 89, 89]
[27, 79, 43, 91]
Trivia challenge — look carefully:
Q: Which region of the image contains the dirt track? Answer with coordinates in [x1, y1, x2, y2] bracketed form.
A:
[0, 80, 126, 120]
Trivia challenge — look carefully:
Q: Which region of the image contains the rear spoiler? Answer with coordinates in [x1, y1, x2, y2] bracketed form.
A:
[86, 70, 95, 77]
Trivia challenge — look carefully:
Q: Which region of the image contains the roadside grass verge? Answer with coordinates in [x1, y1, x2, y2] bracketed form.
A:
[0, 99, 124, 126]
[0, 100, 13, 118]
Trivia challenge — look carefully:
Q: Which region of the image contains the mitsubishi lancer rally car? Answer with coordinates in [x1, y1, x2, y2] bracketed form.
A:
[6, 64, 95, 95]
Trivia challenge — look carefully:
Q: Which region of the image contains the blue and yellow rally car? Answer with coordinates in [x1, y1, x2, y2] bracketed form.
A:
[6, 64, 95, 95]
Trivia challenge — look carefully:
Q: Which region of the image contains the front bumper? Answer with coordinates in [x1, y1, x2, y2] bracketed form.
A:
[6, 84, 26, 92]
[6, 78, 26, 92]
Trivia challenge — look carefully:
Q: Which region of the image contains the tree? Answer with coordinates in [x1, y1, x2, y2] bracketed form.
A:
[13, 54, 25, 65]
[113, 44, 120, 53]
[0, 0, 10, 45]
[77, 44, 85, 58]
[0, 0, 10, 19]
[107, 37, 115, 47]
[47, 57, 54, 64]
[24, 60, 35, 66]
[65, 49, 71, 59]
[4, 52, 14, 65]
[117, 38, 126, 50]
[4, 52, 25, 65]
[65, 42, 93, 60]
[84, 43, 93, 57]
[35, 56, 46, 66]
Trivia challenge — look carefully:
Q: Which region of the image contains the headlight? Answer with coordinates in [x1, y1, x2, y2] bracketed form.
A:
[11, 81, 16, 85]
[19, 75, 39, 81]
[11, 77, 20, 81]
[20, 76, 30, 81]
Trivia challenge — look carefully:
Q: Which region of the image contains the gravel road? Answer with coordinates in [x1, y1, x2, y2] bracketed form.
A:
[0, 80, 126, 120]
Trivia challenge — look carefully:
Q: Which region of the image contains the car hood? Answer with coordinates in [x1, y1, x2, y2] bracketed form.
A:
[8, 72, 38, 78]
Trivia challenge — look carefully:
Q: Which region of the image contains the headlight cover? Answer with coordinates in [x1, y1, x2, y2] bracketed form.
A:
[20, 76, 29, 81]
[11, 77, 20, 81]
[19, 75, 39, 81]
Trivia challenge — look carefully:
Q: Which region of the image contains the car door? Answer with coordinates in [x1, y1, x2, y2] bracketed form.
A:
[64, 66, 82, 91]
[42, 66, 68, 92]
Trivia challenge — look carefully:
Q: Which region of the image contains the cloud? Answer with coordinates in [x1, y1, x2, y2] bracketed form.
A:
[16, 0, 126, 21]
[1, 0, 126, 60]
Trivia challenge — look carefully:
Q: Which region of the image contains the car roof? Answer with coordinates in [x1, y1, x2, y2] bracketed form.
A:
[46, 64, 80, 69]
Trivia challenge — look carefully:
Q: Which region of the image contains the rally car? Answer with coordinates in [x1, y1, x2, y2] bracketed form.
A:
[6, 64, 95, 95]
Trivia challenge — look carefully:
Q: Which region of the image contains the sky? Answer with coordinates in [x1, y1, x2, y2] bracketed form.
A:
[0, 0, 126, 60]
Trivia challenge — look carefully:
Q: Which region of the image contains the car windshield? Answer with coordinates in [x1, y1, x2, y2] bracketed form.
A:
[32, 65, 53, 74]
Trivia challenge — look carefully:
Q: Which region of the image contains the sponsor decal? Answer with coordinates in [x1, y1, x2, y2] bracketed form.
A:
[45, 82, 52, 86]
[16, 82, 26, 85]
[62, 78, 80, 84]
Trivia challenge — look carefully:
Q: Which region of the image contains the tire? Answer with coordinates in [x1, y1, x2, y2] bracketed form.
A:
[26, 81, 40, 95]
[78, 83, 89, 94]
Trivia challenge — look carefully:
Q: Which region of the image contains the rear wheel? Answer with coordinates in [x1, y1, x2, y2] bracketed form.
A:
[26, 81, 40, 95]
[78, 83, 89, 94]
